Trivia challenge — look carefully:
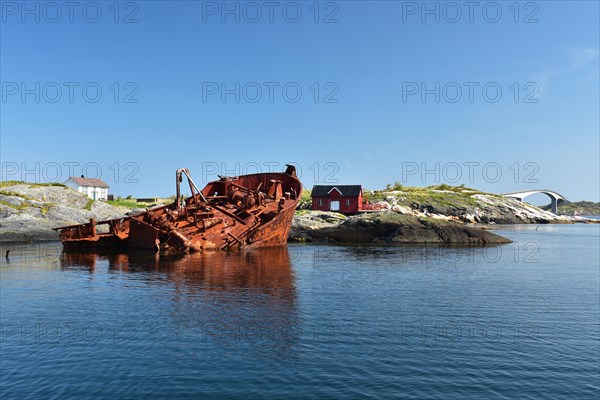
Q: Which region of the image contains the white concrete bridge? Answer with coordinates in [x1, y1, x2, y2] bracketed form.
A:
[502, 190, 566, 214]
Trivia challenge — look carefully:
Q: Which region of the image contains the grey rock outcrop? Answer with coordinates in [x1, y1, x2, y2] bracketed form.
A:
[289, 211, 347, 242]
[366, 190, 595, 224]
[292, 211, 511, 244]
[0, 183, 126, 242]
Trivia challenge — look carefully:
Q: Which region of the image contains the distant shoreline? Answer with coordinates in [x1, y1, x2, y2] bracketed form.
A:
[1, 181, 597, 244]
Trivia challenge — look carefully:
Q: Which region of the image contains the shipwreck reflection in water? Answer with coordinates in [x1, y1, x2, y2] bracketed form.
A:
[60, 247, 300, 358]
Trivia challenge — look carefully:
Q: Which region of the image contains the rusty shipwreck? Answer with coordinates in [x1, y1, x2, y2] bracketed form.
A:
[53, 165, 302, 254]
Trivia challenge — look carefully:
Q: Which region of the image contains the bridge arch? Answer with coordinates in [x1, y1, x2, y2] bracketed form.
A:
[502, 190, 566, 214]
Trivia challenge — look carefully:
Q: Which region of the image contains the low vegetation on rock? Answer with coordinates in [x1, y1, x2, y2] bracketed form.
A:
[542, 200, 600, 216]
[360, 184, 591, 224]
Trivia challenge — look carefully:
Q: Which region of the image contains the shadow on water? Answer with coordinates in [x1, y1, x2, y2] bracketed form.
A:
[59, 247, 301, 359]
[59, 247, 297, 293]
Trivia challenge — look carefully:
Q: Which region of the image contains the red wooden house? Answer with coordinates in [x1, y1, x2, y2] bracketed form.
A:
[311, 185, 363, 214]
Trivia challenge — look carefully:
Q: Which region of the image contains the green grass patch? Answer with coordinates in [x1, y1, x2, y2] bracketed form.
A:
[0, 199, 53, 214]
[366, 187, 482, 208]
[83, 199, 94, 210]
[366, 183, 489, 204]
[28, 182, 67, 188]
[0, 180, 66, 188]
[0, 190, 38, 201]
[107, 199, 155, 209]
[0, 199, 30, 211]
[40, 203, 52, 215]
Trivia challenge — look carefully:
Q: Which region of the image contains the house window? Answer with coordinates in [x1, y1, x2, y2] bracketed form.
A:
[318, 199, 323, 206]
[346, 199, 350, 207]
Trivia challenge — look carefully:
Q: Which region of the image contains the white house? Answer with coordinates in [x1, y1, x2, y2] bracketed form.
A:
[65, 176, 109, 201]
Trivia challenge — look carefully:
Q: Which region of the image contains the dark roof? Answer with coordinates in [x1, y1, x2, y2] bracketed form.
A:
[68, 177, 109, 188]
[311, 185, 362, 197]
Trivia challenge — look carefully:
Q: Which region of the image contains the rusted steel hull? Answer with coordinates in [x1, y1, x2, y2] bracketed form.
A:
[54, 165, 302, 255]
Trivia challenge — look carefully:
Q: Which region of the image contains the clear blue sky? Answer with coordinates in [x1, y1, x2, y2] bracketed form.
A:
[1, 1, 598, 201]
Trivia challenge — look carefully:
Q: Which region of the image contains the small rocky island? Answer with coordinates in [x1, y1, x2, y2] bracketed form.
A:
[0, 181, 596, 244]
[290, 212, 511, 244]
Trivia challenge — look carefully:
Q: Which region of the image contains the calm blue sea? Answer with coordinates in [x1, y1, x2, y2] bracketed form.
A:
[1, 224, 599, 399]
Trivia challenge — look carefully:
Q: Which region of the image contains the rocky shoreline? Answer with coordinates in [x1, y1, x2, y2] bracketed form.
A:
[0, 183, 125, 242]
[289, 211, 510, 244]
[0, 182, 596, 244]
